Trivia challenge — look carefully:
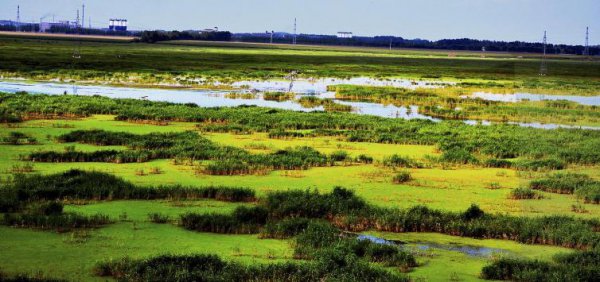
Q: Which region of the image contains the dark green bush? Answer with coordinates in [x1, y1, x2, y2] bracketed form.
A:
[392, 171, 412, 184]
[510, 188, 543, 200]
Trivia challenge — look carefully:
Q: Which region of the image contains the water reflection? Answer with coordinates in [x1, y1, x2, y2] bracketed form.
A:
[357, 234, 509, 258]
[0, 80, 597, 130]
[472, 92, 600, 106]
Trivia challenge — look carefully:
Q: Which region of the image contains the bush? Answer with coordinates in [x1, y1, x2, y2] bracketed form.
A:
[484, 158, 513, 168]
[329, 150, 350, 162]
[2, 213, 111, 232]
[260, 217, 312, 239]
[355, 154, 374, 164]
[147, 213, 170, 224]
[382, 155, 421, 168]
[510, 187, 543, 200]
[514, 159, 565, 171]
[441, 148, 479, 164]
[180, 206, 268, 234]
[392, 171, 412, 184]
[462, 204, 485, 220]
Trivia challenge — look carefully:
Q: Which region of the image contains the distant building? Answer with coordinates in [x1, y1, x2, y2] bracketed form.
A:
[39, 21, 73, 32]
[109, 19, 127, 31]
[337, 32, 353, 39]
[200, 27, 219, 33]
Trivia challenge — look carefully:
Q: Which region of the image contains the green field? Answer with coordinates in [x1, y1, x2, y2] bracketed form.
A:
[1, 34, 599, 281]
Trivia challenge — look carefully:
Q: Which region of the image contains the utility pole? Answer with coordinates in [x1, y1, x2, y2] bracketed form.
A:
[270, 30, 274, 44]
[539, 31, 548, 76]
[76, 9, 80, 29]
[293, 18, 297, 45]
[16, 5, 20, 32]
[584, 27, 590, 56]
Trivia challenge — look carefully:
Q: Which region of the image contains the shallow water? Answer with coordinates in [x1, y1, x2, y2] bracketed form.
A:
[232, 77, 448, 95]
[472, 92, 600, 106]
[0, 80, 598, 130]
[357, 234, 509, 258]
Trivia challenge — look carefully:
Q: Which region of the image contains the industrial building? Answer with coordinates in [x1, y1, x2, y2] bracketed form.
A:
[39, 21, 76, 32]
[109, 19, 127, 31]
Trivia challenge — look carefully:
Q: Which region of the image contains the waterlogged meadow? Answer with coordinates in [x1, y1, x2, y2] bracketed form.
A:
[0, 34, 599, 281]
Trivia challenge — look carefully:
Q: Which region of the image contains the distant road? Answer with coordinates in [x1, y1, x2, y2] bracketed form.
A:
[0, 31, 136, 41]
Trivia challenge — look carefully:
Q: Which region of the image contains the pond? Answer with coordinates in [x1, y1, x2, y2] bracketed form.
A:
[357, 234, 510, 258]
[0, 80, 598, 130]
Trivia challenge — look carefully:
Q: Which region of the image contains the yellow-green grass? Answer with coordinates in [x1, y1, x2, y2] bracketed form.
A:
[64, 200, 250, 222]
[2, 115, 599, 217]
[368, 232, 572, 282]
[0, 223, 292, 281]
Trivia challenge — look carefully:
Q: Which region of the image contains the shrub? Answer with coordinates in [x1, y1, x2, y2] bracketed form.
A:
[355, 154, 374, 164]
[441, 148, 479, 164]
[260, 217, 312, 239]
[392, 171, 412, 184]
[329, 150, 350, 162]
[147, 213, 170, 223]
[462, 204, 485, 220]
[514, 159, 565, 171]
[180, 206, 268, 234]
[382, 154, 422, 168]
[510, 187, 543, 200]
[2, 213, 111, 232]
[484, 158, 513, 168]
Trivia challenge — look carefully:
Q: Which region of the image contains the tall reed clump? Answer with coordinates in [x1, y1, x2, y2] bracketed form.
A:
[530, 173, 600, 204]
[1, 131, 37, 145]
[0, 170, 256, 213]
[33, 130, 333, 174]
[94, 252, 409, 282]
[1, 201, 111, 232]
[481, 250, 600, 281]
[180, 206, 268, 234]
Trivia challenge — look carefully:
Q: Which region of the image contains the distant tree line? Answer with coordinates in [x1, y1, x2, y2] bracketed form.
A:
[0, 23, 39, 32]
[233, 33, 599, 55]
[46, 26, 132, 37]
[139, 30, 232, 43]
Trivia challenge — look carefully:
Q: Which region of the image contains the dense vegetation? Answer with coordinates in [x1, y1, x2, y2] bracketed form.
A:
[0, 170, 255, 213]
[95, 252, 408, 282]
[3, 93, 599, 167]
[329, 84, 600, 125]
[28, 130, 333, 173]
[97, 220, 415, 281]
[179, 187, 600, 250]
[234, 33, 599, 55]
[139, 30, 232, 43]
[481, 251, 600, 281]
[530, 173, 600, 204]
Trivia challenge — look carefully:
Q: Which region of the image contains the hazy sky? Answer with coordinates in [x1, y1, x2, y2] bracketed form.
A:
[1, 0, 598, 45]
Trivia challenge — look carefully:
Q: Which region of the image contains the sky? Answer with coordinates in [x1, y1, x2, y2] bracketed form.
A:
[1, 0, 598, 45]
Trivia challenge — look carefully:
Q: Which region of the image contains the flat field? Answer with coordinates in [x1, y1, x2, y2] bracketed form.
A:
[0, 35, 599, 281]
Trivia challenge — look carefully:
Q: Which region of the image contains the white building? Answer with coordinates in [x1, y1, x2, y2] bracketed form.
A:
[337, 32, 353, 38]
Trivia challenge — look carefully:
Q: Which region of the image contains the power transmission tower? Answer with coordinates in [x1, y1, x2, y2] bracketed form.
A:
[293, 18, 297, 45]
[584, 27, 590, 56]
[539, 31, 547, 76]
[16, 5, 20, 32]
[82, 4, 85, 29]
[73, 9, 81, 59]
